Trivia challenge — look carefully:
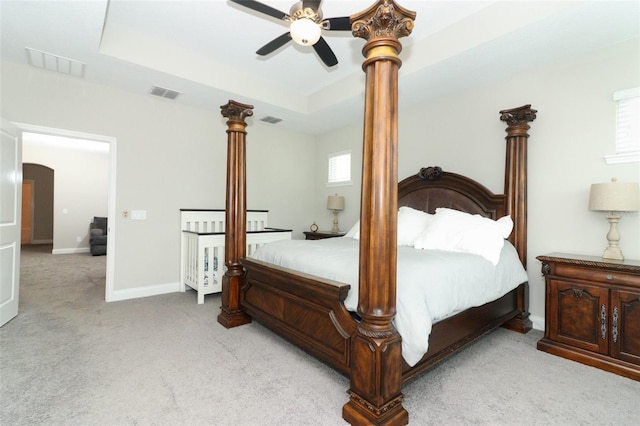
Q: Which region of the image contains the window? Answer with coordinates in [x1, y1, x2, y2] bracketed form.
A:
[606, 87, 639, 164]
[327, 151, 351, 186]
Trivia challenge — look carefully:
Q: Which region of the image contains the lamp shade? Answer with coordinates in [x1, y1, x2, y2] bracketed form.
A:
[290, 18, 321, 46]
[589, 179, 640, 212]
[327, 194, 345, 211]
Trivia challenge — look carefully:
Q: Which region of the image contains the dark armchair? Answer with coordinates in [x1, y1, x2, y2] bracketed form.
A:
[89, 216, 107, 256]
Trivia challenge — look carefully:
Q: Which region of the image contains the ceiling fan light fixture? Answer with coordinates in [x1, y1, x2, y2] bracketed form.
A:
[290, 18, 321, 46]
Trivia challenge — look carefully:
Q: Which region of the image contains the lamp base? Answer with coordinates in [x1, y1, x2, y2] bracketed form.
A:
[602, 212, 624, 261]
[332, 210, 340, 233]
[602, 246, 624, 261]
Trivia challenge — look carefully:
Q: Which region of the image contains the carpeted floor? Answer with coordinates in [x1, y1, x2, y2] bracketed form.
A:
[1, 245, 639, 425]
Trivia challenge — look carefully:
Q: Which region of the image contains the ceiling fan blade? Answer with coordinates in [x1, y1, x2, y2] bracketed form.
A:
[322, 17, 352, 31]
[229, 0, 289, 20]
[256, 32, 292, 56]
[302, 0, 322, 11]
[312, 36, 338, 67]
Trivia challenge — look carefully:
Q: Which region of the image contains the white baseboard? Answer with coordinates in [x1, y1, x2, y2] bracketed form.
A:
[107, 281, 181, 302]
[52, 247, 90, 255]
[530, 314, 545, 331]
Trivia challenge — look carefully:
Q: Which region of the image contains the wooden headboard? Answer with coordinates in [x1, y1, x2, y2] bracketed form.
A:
[398, 166, 506, 219]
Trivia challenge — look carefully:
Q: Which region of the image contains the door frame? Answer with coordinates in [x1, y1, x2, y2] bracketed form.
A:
[14, 122, 117, 302]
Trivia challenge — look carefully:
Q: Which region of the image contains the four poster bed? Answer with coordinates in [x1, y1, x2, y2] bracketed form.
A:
[217, 1, 536, 425]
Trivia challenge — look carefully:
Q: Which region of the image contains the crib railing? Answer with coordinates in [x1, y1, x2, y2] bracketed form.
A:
[181, 209, 268, 233]
[179, 209, 291, 304]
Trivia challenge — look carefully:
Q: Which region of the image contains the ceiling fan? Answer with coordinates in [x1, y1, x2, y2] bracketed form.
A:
[229, 0, 352, 67]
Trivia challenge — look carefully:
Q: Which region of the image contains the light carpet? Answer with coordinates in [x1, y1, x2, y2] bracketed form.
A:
[1, 245, 639, 425]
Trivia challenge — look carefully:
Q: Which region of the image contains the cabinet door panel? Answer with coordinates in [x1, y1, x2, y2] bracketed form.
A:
[611, 289, 640, 365]
[548, 280, 608, 354]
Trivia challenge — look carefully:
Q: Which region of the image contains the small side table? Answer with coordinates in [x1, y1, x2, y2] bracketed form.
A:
[303, 231, 346, 240]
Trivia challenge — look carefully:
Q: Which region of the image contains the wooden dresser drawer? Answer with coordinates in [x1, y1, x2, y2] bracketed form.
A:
[553, 263, 640, 287]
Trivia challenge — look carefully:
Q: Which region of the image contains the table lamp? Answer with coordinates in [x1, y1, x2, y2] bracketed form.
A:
[588, 178, 640, 260]
[327, 194, 345, 233]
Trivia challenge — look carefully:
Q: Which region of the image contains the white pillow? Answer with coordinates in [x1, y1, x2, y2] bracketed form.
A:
[413, 208, 513, 265]
[342, 207, 433, 245]
[344, 221, 360, 239]
[397, 206, 434, 246]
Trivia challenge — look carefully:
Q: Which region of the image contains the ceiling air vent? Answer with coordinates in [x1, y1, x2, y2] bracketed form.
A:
[25, 47, 86, 78]
[150, 86, 181, 100]
[260, 116, 283, 124]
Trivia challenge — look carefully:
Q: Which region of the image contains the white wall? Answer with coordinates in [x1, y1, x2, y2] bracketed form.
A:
[246, 123, 316, 234]
[1, 61, 316, 298]
[22, 142, 109, 253]
[314, 124, 364, 231]
[314, 38, 640, 329]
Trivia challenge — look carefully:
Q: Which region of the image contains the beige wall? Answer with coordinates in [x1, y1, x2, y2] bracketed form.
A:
[314, 38, 640, 328]
[2, 61, 316, 296]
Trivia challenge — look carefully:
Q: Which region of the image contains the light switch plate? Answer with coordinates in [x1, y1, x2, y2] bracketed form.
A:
[131, 210, 147, 220]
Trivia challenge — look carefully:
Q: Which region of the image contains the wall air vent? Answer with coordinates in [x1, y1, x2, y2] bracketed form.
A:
[150, 86, 181, 100]
[25, 47, 86, 78]
[260, 116, 283, 124]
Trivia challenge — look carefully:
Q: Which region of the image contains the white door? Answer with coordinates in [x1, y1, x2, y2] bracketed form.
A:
[0, 118, 22, 326]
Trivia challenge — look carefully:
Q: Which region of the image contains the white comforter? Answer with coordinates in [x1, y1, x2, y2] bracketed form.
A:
[249, 237, 528, 366]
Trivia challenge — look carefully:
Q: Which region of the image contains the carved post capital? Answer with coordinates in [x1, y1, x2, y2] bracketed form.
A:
[352, 0, 416, 66]
[220, 100, 254, 129]
[352, 0, 416, 42]
[499, 104, 537, 134]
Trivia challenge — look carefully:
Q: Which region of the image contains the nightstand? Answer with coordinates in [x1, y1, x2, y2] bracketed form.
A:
[536, 253, 640, 380]
[303, 231, 346, 240]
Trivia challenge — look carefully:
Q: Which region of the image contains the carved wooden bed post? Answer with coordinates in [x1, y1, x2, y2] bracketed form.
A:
[342, 2, 415, 425]
[217, 100, 253, 328]
[501, 104, 536, 268]
[500, 104, 536, 334]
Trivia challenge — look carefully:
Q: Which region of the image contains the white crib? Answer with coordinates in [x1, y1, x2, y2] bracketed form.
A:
[180, 209, 292, 304]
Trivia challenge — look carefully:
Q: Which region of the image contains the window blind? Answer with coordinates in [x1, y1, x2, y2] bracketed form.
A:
[328, 151, 351, 185]
[614, 88, 640, 155]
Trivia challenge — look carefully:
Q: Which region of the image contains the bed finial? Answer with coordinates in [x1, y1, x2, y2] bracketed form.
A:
[418, 166, 443, 181]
